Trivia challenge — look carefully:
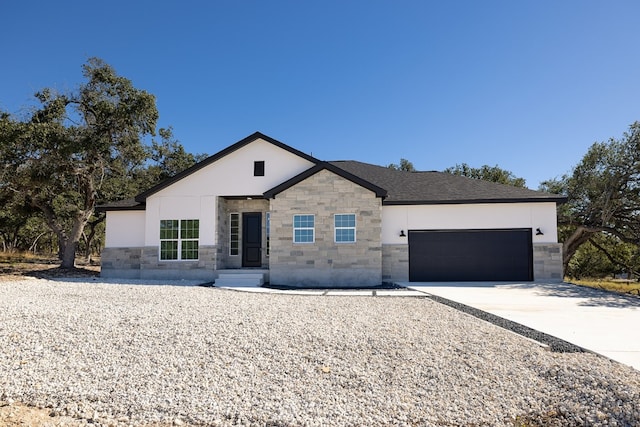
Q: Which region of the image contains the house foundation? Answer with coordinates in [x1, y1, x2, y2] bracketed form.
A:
[533, 243, 564, 281]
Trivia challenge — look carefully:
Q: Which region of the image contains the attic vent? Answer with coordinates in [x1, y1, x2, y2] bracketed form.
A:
[254, 161, 265, 176]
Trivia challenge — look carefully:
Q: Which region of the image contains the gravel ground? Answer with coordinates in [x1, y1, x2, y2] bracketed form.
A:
[1, 278, 640, 426]
[423, 294, 588, 353]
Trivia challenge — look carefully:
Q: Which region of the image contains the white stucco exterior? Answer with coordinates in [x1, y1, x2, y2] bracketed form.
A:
[140, 138, 315, 248]
[143, 195, 217, 247]
[151, 138, 315, 198]
[101, 132, 564, 283]
[381, 202, 559, 245]
[105, 210, 146, 247]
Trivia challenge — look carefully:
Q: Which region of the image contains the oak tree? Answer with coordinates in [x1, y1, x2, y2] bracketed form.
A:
[540, 122, 640, 275]
[444, 163, 527, 188]
[0, 58, 158, 268]
[387, 158, 416, 172]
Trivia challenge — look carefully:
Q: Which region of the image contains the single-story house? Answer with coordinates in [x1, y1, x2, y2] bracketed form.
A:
[99, 132, 565, 286]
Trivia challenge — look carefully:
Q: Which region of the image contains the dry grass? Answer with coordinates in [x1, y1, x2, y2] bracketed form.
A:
[569, 278, 640, 297]
[0, 251, 57, 263]
[0, 252, 99, 282]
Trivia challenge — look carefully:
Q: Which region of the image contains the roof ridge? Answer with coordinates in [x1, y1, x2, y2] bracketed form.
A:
[264, 162, 387, 199]
[135, 132, 321, 202]
[329, 158, 566, 204]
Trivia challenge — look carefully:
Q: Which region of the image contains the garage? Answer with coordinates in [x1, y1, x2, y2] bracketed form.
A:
[408, 229, 533, 281]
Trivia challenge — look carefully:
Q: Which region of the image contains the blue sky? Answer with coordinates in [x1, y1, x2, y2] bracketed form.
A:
[2, 1, 639, 188]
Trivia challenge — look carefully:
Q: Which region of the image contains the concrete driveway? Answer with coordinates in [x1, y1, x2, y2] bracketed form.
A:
[405, 281, 640, 371]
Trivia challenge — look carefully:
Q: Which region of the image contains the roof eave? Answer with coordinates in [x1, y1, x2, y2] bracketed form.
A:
[382, 196, 567, 206]
[95, 203, 146, 212]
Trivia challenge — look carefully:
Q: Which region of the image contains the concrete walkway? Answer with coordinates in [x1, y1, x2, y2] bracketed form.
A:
[405, 281, 640, 371]
[215, 283, 426, 297]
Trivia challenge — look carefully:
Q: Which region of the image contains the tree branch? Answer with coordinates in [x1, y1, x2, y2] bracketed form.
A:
[588, 238, 638, 279]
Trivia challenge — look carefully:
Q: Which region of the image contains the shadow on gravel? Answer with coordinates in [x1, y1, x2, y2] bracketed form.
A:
[0, 265, 100, 281]
[28, 267, 101, 280]
[262, 282, 404, 291]
[52, 277, 207, 286]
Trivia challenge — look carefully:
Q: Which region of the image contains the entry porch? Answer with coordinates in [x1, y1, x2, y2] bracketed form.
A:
[216, 197, 270, 270]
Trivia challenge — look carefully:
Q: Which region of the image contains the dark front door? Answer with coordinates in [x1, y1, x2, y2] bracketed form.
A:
[242, 212, 262, 267]
[408, 229, 533, 281]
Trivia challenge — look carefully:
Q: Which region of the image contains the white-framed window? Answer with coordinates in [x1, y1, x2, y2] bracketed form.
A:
[160, 219, 199, 260]
[335, 214, 356, 243]
[293, 214, 314, 243]
[229, 213, 240, 256]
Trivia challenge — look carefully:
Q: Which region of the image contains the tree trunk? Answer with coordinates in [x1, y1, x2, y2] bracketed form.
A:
[57, 236, 66, 261]
[28, 232, 46, 253]
[588, 237, 640, 279]
[28, 198, 70, 262]
[83, 214, 105, 263]
[562, 226, 597, 273]
[60, 214, 91, 269]
[60, 240, 76, 269]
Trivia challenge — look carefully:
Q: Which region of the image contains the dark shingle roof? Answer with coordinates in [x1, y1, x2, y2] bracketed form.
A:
[97, 133, 566, 212]
[95, 198, 145, 212]
[329, 161, 565, 205]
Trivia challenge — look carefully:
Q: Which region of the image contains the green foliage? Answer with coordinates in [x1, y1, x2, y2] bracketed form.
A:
[444, 163, 527, 188]
[0, 188, 38, 251]
[545, 122, 640, 277]
[567, 239, 617, 279]
[387, 158, 416, 172]
[144, 127, 208, 184]
[0, 59, 206, 264]
[0, 58, 159, 267]
[566, 233, 640, 280]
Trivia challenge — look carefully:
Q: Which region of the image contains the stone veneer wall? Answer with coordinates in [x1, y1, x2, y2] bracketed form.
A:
[217, 197, 270, 269]
[381, 244, 409, 282]
[101, 247, 143, 279]
[269, 169, 383, 287]
[379, 242, 563, 283]
[533, 242, 564, 281]
[101, 245, 218, 280]
[102, 237, 563, 283]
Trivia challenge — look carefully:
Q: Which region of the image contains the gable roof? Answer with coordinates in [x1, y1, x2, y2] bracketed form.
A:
[98, 133, 566, 212]
[263, 162, 388, 199]
[329, 161, 566, 205]
[133, 132, 320, 203]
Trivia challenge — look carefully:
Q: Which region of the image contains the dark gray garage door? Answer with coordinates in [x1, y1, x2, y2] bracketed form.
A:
[408, 229, 533, 281]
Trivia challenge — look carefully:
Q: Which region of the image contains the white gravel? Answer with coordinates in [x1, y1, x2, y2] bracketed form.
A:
[1, 278, 639, 426]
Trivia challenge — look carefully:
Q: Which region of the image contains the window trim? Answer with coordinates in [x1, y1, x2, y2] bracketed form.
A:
[179, 219, 199, 260]
[159, 219, 200, 261]
[334, 213, 356, 243]
[293, 214, 315, 244]
[254, 160, 265, 176]
[160, 219, 179, 260]
[266, 212, 270, 257]
[229, 213, 240, 256]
